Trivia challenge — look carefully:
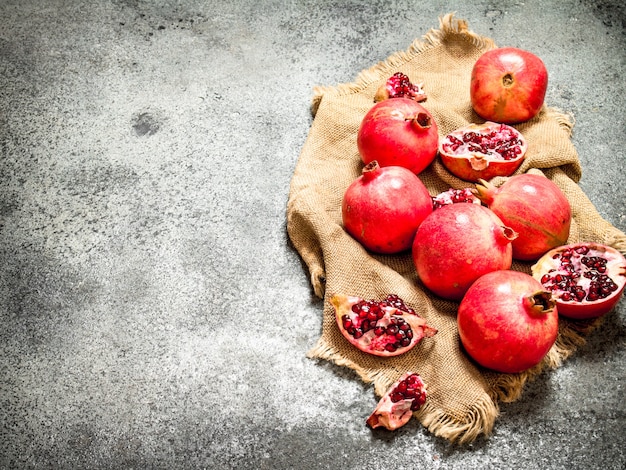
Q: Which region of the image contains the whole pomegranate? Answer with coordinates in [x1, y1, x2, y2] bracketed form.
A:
[357, 98, 439, 175]
[331, 293, 437, 357]
[458, 270, 559, 374]
[412, 203, 518, 301]
[532, 242, 626, 320]
[367, 372, 427, 431]
[470, 47, 548, 124]
[342, 161, 433, 254]
[474, 173, 571, 261]
[439, 121, 527, 182]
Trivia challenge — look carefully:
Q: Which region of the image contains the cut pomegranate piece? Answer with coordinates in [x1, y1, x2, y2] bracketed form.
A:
[366, 372, 427, 430]
[374, 72, 427, 103]
[331, 293, 437, 357]
[439, 121, 527, 182]
[431, 188, 481, 210]
[531, 243, 626, 320]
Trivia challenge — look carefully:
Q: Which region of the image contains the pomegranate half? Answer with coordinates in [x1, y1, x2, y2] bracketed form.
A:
[439, 121, 527, 182]
[331, 293, 437, 357]
[531, 242, 626, 320]
[458, 270, 559, 374]
[357, 98, 439, 175]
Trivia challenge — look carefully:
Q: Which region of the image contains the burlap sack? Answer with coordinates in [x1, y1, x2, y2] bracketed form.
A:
[286, 13, 626, 443]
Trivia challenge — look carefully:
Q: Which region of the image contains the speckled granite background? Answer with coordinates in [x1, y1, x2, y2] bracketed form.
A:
[0, 1, 624, 469]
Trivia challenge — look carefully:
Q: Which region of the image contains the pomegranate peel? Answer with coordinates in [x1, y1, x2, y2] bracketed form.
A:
[458, 270, 559, 374]
[473, 174, 571, 261]
[531, 242, 626, 319]
[331, 293, 437, 357]
[374, 72, 427, 103]
[439, 122, 527, 182]
[366, 372, 427, 431]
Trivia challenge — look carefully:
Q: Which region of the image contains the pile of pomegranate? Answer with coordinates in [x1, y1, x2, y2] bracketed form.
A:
[330, 48, 626, 430]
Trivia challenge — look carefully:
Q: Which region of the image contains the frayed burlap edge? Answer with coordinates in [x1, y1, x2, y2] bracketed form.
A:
[310, 13, 496, 116]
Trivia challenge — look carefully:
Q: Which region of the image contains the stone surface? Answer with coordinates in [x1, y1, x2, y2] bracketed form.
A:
[1, 1, 624, 468]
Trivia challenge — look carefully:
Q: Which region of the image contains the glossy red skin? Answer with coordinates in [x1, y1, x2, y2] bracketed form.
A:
[412, 204, 515, 301]
[457, 270, 559, 374]
[475, 174, 571, 261]
[342, 162, 433, 254]
[357, 98, 439, 175]
[470, 47, 548, 124]
[531, 243, 626, 319]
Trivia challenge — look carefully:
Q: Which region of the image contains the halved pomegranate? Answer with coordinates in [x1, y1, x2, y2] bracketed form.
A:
[439, 122, 527, 182]
[366, 372, 427, 431]
[431, 188, 480, 210]
[331, 293, 437, 357]
[531, 243, 626, 320]
[374, 72, 427, 103]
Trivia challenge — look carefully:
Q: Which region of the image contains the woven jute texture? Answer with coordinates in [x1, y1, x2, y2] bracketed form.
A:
[286, 14, 626, 443]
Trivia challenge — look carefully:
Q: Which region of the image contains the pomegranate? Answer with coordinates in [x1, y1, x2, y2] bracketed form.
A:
[531, 243, 626, 320]
[412, 203, 517, 301]
[366, 372, 427, 431]
[331, 293, 437, 357]
[470, 47, 548, 124]
[357, 98, 439, 175]
[457, 270, 559, 373]
[431, 188, 480, 210]
[342, 161, 433, 254]
[473, 174, 571, 261]
[439, 121, 527, 182]
[374, 72, 427, 103]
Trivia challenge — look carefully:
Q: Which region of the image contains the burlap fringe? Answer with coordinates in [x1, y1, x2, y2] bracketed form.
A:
[605, 231, 626, 255]
[419, 398, 498, 444]
[545, 107, 575, 137]
[310, 13, 496, 115]
[307, 338, 499, 444]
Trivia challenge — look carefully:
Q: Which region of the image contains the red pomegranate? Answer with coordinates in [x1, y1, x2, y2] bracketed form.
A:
[412, 203, 517, 301]
[342, 161, 433, 254]
[357, 98, 439, 175]
[457, 270, 559, 374]
[532, 242, 626, 320]
[439, 121, 527, 182]
[470, 47, 548, 124]
[366, 372, 427, 431]
[331, 293, 437, 357]
[474, 174, 571, 261]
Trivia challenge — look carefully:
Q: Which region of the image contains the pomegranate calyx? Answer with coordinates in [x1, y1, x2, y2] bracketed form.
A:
[525, 291, 557, 316]
[472, 178, 498, 205]
[361, 160, 382, 181]
[407, 112, 432, 130]
[497, 225, 519, 245]
[502, 73, 515, 87]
